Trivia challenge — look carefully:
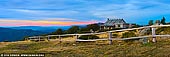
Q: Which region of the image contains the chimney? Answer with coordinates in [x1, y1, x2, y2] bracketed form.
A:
[107, 18, 109, 20]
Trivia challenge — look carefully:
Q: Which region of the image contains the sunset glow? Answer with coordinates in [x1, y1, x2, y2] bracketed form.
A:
[0, 19, 96, 26]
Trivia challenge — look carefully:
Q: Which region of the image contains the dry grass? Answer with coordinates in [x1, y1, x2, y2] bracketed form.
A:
[1, 38, 170, 57]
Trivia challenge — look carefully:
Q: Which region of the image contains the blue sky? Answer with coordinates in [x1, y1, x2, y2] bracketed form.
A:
[0, 0, 169, 26]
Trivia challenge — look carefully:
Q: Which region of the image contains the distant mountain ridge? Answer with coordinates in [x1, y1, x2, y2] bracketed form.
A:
[0, 25, 87, 42]
[7, 25, 86, 33]
[8, 26, 71, 33]
[0, 27, 46, 42]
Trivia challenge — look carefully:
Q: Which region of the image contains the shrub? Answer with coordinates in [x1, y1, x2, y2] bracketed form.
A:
[78, 35, 99, 40]
[65, 26, 80, 34]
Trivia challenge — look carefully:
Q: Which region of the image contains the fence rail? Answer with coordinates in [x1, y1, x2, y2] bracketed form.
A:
[27, 25, 170, 44]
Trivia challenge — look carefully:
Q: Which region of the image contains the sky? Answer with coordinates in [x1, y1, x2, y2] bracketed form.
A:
[0, 0, 169, 26]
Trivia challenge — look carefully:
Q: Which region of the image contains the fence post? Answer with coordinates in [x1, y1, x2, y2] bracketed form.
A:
[152, 27, 156, 42]
[76, 34, 79, 41]
[59, 35, 61, 43]
[109, 32, 112, 44]
[47, 36, 50, 41]
[39, 36, 40, 42]
[28, 37, 30, 40]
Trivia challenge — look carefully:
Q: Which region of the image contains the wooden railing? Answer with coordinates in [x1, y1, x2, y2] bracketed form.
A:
[27, 25, 170, 44]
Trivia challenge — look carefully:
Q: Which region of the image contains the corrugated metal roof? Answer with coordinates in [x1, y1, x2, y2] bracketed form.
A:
[104, 19, 126, 26]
